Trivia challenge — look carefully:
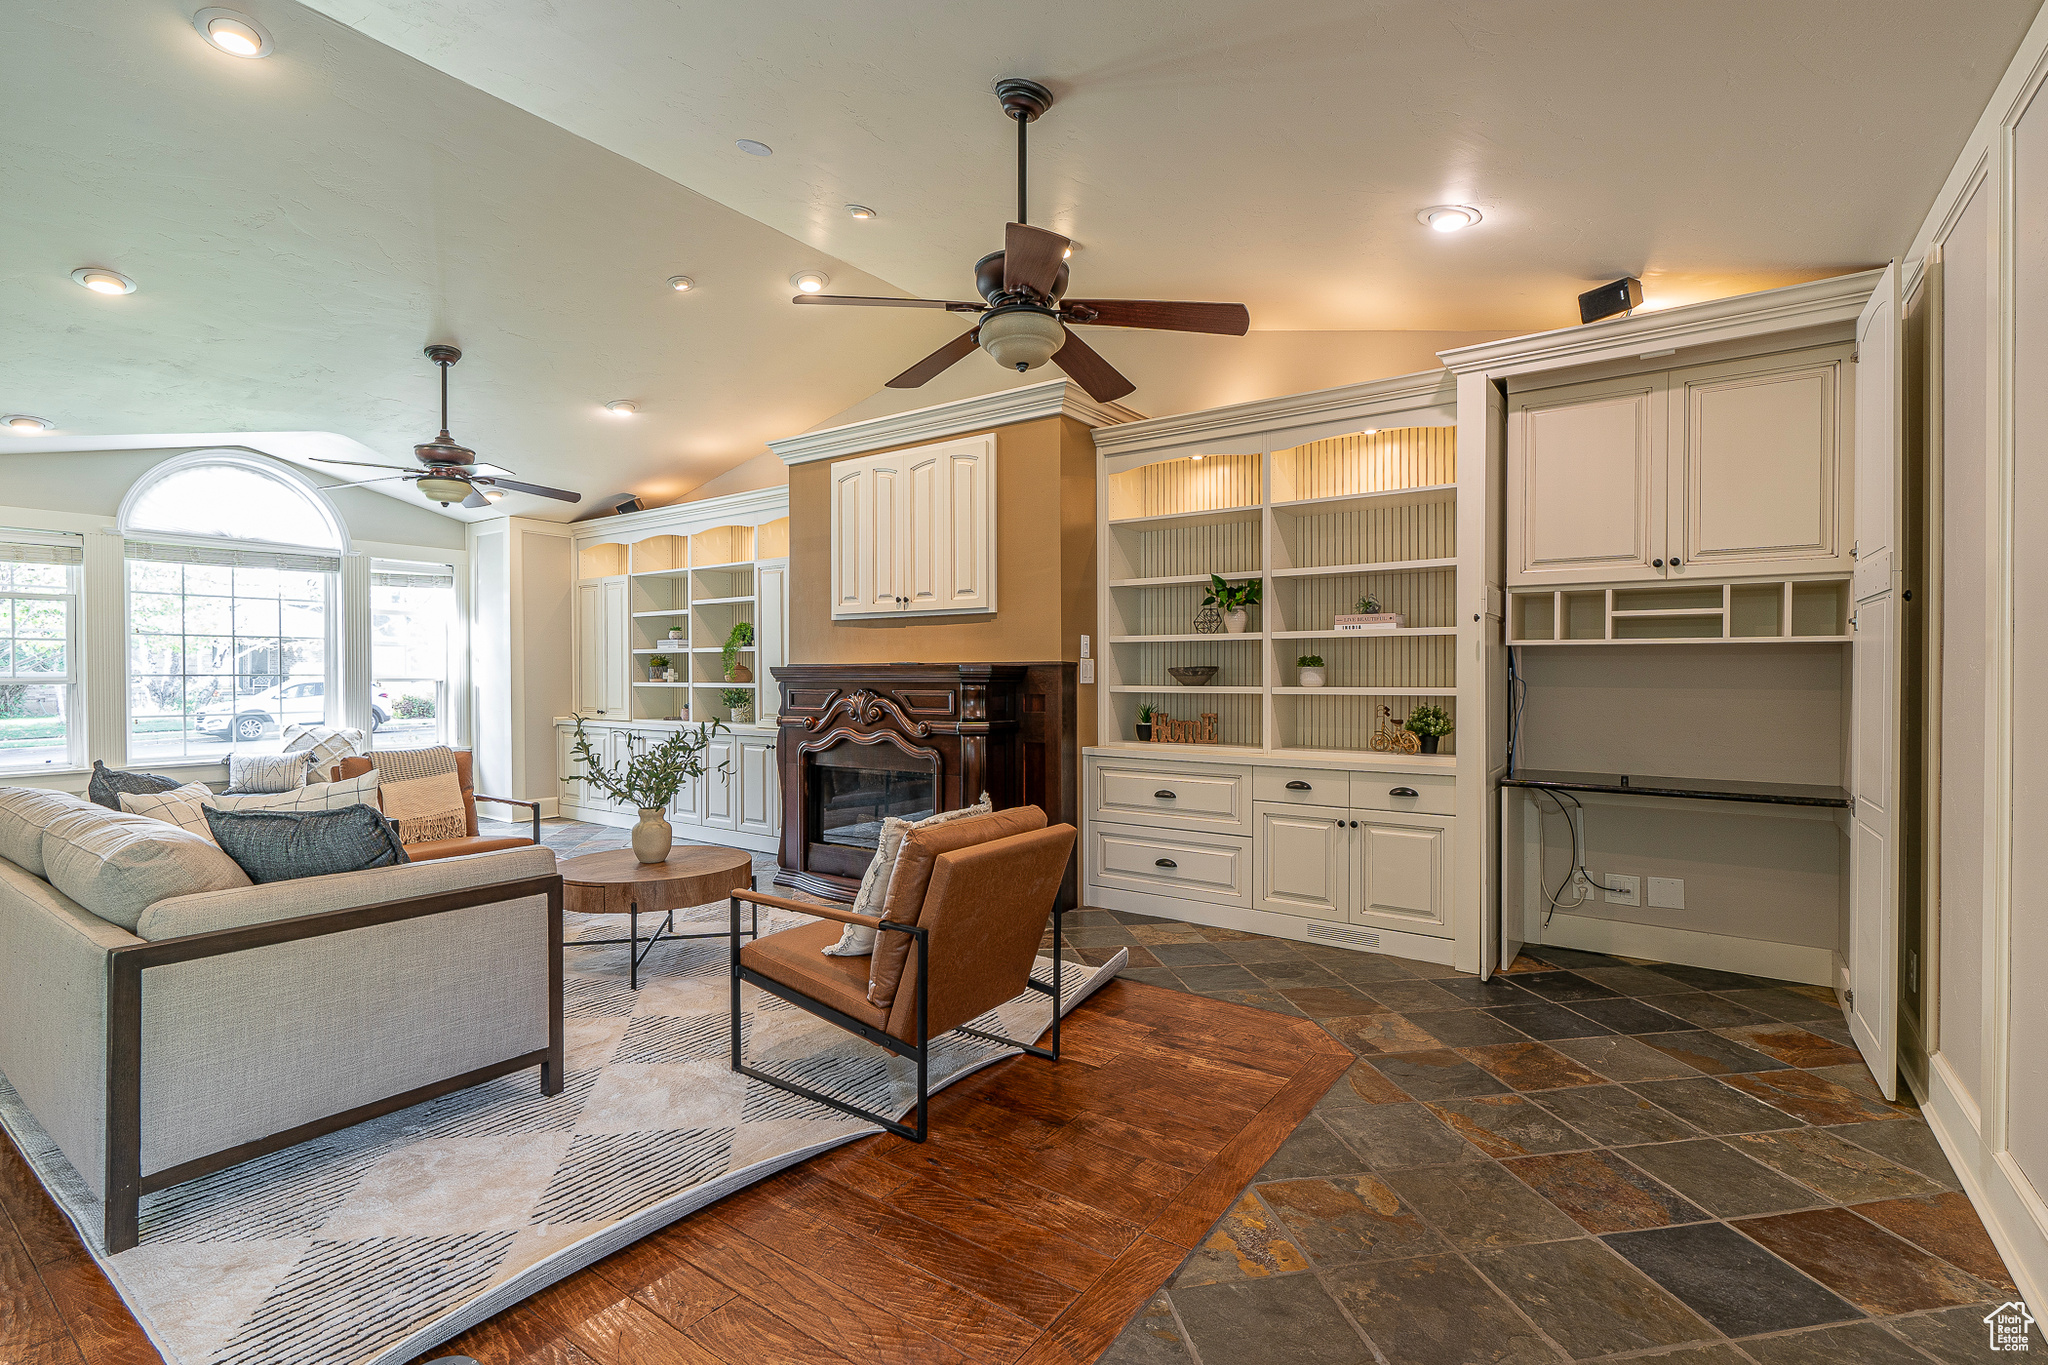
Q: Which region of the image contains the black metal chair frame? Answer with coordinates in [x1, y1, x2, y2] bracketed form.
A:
[727, 889, 1064, 1142]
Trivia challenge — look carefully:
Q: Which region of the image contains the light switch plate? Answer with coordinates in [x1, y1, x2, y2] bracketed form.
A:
[1080, 634, 1091, 659]
[1648, 876, 1685, 909]
[1603, 874, 1640, 906]
[1079, 658, 1095, 684]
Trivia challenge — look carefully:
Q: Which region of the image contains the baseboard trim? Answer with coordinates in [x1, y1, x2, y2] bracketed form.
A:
[1916, 1050, 2048, 1316]
[1531, 915, 1835, 986]
[1081, 883, 1454, 967]
[535, 797, 559, 819]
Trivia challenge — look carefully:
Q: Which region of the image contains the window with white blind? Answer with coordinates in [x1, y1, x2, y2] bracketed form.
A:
[370, 559, 457, 749]
[120, 454, 345, 762]
[0, 531, 83, 773]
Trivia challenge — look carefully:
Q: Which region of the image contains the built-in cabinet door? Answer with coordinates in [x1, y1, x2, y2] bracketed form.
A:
[579, 576, 629, 716]
[941, 437, 995, 612]
[737, 735, 779, 837]
[829, 463, 871, 615]
[902, 446, 944, 610]
[558, 726, 590, 811]
[755, 561, 787, 714]
[1668, 349, 1847, 575]
[1352, 810, 1453, 936]
[865, 457, 904, 612]
[1509, 376, 1668, 585]
[1253, 804, 1348, 920]
[702, 735, 738, 829]
[829, 434, 996, 618]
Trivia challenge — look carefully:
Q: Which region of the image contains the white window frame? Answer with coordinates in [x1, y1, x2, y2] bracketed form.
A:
[0, 534, 84, 775]
[368, 558, 459, 749]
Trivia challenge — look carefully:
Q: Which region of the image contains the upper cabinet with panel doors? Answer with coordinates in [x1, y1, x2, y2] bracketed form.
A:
[829, 433, 995, 618]
[1509, 344, 1854, 586]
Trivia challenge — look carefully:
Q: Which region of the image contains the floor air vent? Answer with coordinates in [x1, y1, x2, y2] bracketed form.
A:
[1306, 923, 1381, 949]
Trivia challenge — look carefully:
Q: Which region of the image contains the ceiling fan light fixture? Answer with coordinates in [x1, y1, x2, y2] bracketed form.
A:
[978, 307, 1064, 373]
[790, 271, 829, 294]
[845, 204, 876, 220]
[1418, 205, 1481, 234]
[4, 415, 54, 434]
[604, 400, 638, 416]
[71, 268, 135, 295]
[193, 8, 272, 57]
[416, 474, 472, 504]
[667, 275, 695, 292]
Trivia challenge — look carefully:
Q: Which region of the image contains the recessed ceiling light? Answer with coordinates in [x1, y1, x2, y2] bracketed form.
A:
[71, 268, 135, 295]
[1190, 454, 1204, 462]
[790, 271, 829, 294]
[605, 400, 638, 416]
[736, 139, 773, 157]
[1361, 428, 1380, 435]
[193, 8, 272, 57]
[1417, 205, 1482, 234]
[3, 415, 54, 434]
[845, 204, 876, 220]
[482, 488, 505, 503]
[666, 275, 695, 292]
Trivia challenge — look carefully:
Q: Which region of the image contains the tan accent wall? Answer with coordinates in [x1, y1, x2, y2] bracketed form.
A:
[786, 416, 1098, 732]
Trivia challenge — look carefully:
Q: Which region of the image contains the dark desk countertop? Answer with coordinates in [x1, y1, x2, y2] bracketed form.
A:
[1499, 768, 1852, 809]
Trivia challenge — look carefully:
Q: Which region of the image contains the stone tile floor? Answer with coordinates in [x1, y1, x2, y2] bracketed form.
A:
[497, 821, 2039, 1364]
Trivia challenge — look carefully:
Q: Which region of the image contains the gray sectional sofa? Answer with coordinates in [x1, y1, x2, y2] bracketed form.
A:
[0, 786, 564, 1252]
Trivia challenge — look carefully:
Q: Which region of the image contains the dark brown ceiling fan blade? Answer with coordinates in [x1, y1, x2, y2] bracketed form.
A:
[1004, 222, 1069, 298]
[312, 456, 413, 471]
[461, 488, 493, 509]
[794, 294, 984, 312]
[1050, 329, 1136, 403]
[1061, 299, 1251, 335]
[885, 328, 982, 389]
[481, 477, 581, 503]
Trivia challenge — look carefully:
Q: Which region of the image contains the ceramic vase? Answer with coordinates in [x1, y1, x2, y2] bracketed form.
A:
[729, 663, 753, 683]
[1299, 666, 1326, 688]
[1224, 609, 1248, 634]
[631, 807, 673, 863]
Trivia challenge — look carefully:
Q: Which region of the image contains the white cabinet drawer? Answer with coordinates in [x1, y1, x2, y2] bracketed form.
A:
[1253, 766, 1348, 808]
[1088, 822, 1251, 908]
[1350, 771, 1456, 817]
[1091, 759, 1251, 832]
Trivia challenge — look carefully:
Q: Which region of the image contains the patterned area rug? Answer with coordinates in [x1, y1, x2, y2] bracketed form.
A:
[0, 896, 1123, 1365]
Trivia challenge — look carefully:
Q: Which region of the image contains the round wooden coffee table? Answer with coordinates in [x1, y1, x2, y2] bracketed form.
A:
[559, 846, 757, 988]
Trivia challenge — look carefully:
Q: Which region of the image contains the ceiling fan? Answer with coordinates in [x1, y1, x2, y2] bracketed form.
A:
[312, 345, 581, 509]
[794, 78, 1250, 403]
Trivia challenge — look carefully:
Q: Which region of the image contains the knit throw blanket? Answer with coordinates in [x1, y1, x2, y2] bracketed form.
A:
[367, 747, 466, 843]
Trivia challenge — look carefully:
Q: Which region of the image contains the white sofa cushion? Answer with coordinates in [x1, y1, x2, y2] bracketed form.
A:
[0, 786, 99, 877]
[210, 770, 380, 814]
[118, 782, 220, 844]
[40, 804, 252, 931]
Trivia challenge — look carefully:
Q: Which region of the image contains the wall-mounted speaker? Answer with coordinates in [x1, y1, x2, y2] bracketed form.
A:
[614, 496, 645, 515]
[1579, 276, 1643, 324]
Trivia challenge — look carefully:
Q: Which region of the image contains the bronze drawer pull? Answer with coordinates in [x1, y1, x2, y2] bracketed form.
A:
[1286, 780, 1312, 790]
[1390, 787, 1419, 797]
[1155, 857, 1178, 868]
[1154, 789, 1177, 799]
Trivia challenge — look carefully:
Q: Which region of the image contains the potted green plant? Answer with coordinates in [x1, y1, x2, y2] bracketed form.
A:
[567, 713, 729, 863]
[721, 621, 755, 682]
[1297, 654, 1326, 687]
[1135, 702, 1155, 742]
[648, 653, 674, 682]
[1203, 574, 1262, 634]
[721, 686, 754, 725]
[1404, 703, 1454, 754]
[665, 624, 686, 641]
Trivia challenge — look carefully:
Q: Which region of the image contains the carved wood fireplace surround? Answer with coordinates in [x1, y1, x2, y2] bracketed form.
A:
[772, 662, 1079, 909]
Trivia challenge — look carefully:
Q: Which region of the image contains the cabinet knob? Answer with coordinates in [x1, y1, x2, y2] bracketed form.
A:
[1670, 556, 1682, 568]
[1348, 820, 1359, 828]
[1286, 780, 1312, 790]
[1652, 559, 1663, 569]
[1154, 789, 1177, 799]
[1154, 857, 1178, 868]
[1390, 787, 1419, 797]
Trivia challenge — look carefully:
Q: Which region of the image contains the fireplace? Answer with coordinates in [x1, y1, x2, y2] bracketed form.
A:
[772, 662, 1078, 906]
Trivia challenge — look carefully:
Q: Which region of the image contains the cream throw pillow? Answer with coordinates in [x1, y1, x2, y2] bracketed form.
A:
[821, 794, 991, 957]
[210, 770, 381, 814]
[119, 782, 221, 845]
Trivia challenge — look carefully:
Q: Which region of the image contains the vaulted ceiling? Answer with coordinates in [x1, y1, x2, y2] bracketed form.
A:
[1, 0, 2036, 522]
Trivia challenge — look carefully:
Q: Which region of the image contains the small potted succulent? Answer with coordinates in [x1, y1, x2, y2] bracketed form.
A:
[1404, 703, 1454, 754]
[722, 621, 755, 682]
[1355, 593, 1381, 614]
[649, 653, 675, 682]
[722, 686, 754, 725]
[1297, 654, 1326, 687]
[1203, 573, 1262, 634]
[1135, 702, 1155, 742]
[665, 624, 686, 641]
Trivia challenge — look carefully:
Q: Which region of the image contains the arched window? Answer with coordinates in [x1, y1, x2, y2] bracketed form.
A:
[119, 452, 347, 762]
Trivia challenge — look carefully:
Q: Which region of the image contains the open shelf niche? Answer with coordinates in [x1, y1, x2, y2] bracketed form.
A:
[1507, 577, 1853, 645]
[1099, 421, 1459, 757]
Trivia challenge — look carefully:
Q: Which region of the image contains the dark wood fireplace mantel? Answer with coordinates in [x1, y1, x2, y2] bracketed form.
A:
[772, 662, 1078, 907]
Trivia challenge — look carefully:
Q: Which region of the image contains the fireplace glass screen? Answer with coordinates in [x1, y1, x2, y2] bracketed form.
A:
[808, 743, 938, 850]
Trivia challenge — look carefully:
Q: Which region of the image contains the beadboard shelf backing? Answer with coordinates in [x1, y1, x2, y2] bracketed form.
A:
[1508, 577, 1852, 645]
[1271, 427, 1455, 502]
[1112, 691, 1263, 747]
[1106, 452, 1260, 521]
[1275, 693, 1458, 754]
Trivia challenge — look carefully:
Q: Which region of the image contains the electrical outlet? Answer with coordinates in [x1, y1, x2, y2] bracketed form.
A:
[1602, 874, 1640, 906]
[1648, 876, 1685, 909]
[1079, 658, 1095, 684]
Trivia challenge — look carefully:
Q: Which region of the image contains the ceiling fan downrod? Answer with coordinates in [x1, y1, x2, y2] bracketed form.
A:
[994, 78, 1052, 226]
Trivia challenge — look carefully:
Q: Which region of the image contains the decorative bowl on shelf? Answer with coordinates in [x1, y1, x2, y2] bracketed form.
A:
[1167, 666, 1219, 687]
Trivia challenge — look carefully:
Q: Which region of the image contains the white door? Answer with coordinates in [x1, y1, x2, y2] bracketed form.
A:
[942, 436, 995, 612]
[1253, 804, 1348, 919]
[1353, 811, 1453, 935]
[829, 461, 871, 616]
[702, 734, 738, 829]
[756, 561, 787, 716]
[737, 735, 779, 837]
[598, 577, 629, 717]
[1848, 262, 1903, 1098]
[1508, 377, 1668, 584]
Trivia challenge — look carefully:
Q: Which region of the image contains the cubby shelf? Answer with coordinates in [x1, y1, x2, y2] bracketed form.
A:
[1271, 686, 1457, 696]
[630, 609, 690, 619]
[1107, 572, 1230, 589]
[1272, 628, 1458, 639]
[632, 681, 692, 688]
[1106, 505, 1262, 532]
[1508, 578, 1852, 645]
[691, 595, 752, 606]
[1270, 484, 1457, 517]
[1109, 684, 1264, 695]
[1110, 632, 1258, 644]
[1271, 557, 1456, 579]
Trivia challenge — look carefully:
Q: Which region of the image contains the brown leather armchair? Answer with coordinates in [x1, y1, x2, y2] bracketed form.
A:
[728, 806, 1078, 1141]
[330, 751, 542, 860]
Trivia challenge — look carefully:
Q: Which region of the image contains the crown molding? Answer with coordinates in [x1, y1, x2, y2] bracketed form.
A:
[1092, 369, 1456, 456]
[566, 483, 790, 538]
[1436, 269, 1885, 378]
[768, 379, 1145, 466]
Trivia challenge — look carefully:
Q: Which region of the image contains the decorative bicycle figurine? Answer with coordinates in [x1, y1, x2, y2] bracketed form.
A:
[1369, 704, 1422, 754]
